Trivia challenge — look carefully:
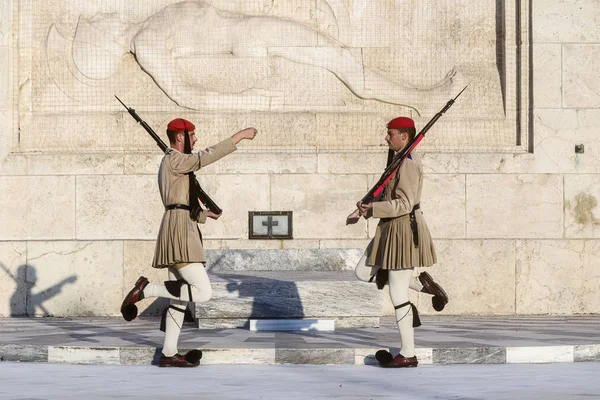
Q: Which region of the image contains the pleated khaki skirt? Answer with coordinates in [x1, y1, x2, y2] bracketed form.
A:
[152, 209, 205, 268]
[366, 210, 436, 270]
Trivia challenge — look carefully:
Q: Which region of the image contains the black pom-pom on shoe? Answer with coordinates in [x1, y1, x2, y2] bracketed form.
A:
[375, 350, 393, 364]
[121, 304, 138, 322]
[185, 349, 202, 365]
[432, 295, 446, 312]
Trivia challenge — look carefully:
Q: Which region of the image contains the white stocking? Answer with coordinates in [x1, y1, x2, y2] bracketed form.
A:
[142, 264, 213, 357]
[354, 254, 379, 282]
[143, 262, 212, 303]
[388, 269, 416, 358]
[409, 274, 423, 292]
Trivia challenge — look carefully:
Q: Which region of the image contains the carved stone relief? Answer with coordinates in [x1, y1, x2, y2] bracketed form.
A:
[13, 0, 529, 152]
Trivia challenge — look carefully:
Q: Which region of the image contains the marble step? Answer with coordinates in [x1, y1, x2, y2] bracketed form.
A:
[193, 271, 382, 329]
[204, 249, 363, 272]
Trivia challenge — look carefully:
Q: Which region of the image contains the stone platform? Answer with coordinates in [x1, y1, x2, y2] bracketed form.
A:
[131, 249, 384, 329]
[0, 316, 598, 366]
[132, 249, 383, 329]
[196, 271, 382, 329]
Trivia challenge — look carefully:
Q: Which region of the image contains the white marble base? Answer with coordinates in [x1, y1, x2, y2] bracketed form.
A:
[249, 319, 335, 332]
[506, 346, 574, 364]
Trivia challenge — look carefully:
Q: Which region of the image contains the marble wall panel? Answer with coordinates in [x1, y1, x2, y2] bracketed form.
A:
[523, 109, 600, 174]
[271, 174, 368, 239]
[75, 175, 162, 240]
[18, 114, 125, 153]
[422, 153, 534, 175]
[411, 240, 516, 315]
[422, 122, 599, 175]
[27, 154, 124, 175]
[466, 174, 563, 238]
[181, 113, 318, 151]
[317, 152, 388, 175]
[533, 0, 600, 43]
[123, 154, 163, 176]
[319, 239, 371, 250]
[199, 174, 271, 239]
[26, 241, 123, 316]
[533, 44, 562, 108]
[516, 240, 600, 314]
[123, 240, 169, 316]
[421, 174, 466, 239]
[565, 175, 600, 238]
[0, 0, 10, 46]
[0, 176, 75, 240]
[0, 110, 11, 161]
[315, 114, 386, 149]
[0, 46, 7, 111]
[0, 242, 27, 316]
[563, 44, 600, 108]
[217, 153, 318, 175]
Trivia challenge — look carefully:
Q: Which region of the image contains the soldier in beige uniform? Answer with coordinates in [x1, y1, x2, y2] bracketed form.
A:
[351, 116, 448, 368]
[121, 118, 257, 367]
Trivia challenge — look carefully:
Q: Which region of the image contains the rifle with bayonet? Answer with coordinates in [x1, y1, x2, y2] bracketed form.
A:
[115, 96, 222, 216]
[347, 85, 467, 224]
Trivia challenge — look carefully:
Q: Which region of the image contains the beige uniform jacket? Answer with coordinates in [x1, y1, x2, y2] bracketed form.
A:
[366, 152, 436, 269]
[152, 138, 237, 268]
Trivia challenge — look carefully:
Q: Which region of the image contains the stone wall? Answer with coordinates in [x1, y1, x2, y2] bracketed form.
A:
[0, 0, 599, 318]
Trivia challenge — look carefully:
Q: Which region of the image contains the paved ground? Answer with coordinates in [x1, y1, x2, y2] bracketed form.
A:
[1, 362, 599, 399]
[0, 315, 598, 365]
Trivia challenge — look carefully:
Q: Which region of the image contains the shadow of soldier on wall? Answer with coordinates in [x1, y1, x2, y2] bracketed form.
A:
[0, 262, 161, 348]
[1, 263, 77, 316]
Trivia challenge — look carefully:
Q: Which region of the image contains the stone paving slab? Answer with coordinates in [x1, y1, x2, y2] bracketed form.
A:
[0, 316, 598, 366]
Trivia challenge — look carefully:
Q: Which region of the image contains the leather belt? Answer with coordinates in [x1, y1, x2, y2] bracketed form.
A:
[165, 204, 190, 211]
[409, 203, 420, 248]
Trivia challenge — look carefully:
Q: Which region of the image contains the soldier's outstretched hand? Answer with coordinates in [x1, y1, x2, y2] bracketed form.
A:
[232, 127, 258, 144]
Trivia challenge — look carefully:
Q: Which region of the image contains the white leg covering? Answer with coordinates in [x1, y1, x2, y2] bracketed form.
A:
[409, 274, 423, 292]
[161, 269, 186, 357]
[143, 262, 212, 303]
[161, 303, 186, 357]
[354, 254, 380, 282]
[144, 264, 212, 357]
[388, 269, 416, 358]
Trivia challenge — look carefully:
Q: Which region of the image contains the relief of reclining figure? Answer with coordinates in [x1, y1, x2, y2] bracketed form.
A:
[55, 0, 458, 115]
